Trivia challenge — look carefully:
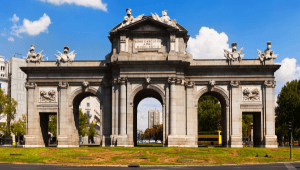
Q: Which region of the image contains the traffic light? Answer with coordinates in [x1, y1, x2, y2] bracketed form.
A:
[217, 120, 221, 127]
[287, 121, 293, 131]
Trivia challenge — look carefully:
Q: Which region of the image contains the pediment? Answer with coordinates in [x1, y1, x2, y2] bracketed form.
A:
[110, 16, 183, 33]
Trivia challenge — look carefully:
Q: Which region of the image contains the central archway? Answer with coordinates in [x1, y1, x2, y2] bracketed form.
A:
[130, 85, 165, 146]
[195, 86, 229, 147]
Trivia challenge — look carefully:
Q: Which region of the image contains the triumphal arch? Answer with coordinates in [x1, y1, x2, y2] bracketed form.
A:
[21, 9, 280, 148]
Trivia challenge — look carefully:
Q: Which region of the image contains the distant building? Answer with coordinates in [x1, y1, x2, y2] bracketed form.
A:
[79, 96, 101, 134]
[7, 56, 27, 121]
[0, 55, 8, 124]
[148, 110, 162, 129]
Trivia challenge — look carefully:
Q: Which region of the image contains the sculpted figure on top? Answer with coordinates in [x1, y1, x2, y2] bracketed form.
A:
[151, 10, 178, 28]
[55, 46, 76, 65]
[118, 8, 144, 29]
[25, 45, 45, 63]
[224, 43, 244, 61]
[257, 42, 278, 62]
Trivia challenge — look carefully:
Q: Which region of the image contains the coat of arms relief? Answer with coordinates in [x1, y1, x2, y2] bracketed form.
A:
[39, 89, 57, 103]
[242, 87, 261, 101]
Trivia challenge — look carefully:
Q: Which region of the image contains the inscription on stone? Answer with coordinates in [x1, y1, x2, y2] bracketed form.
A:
[135, 39, 161, 49]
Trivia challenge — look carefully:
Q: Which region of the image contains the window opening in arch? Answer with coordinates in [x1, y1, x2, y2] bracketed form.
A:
[136, 97, 163, 146]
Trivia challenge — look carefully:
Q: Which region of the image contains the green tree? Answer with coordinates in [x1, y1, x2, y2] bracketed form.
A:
[140, 134, 144, 140]
[11, 114, 26, 145]
[242, 114, 253, 137]
[87, 124, 97, 137]
[48, 115, 57, 137]
[198, 95, 221, 132]
[0, 88, 18, 136]
[276, 80, 300, 140]
[79, 110, 88, 136]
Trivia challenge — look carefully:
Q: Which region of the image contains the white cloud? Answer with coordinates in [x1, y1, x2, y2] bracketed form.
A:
[1, 32, 5, 36]
[11, 13, 51, 37]
[137, 98, 162, 132]
[10, 14, 19, 23]
[39, 0, 107, 11]
[275, 58, 300, 83]
[275, 58, 300, 98]
[187, 27, 231, 59]
[8, 37, 14, 42]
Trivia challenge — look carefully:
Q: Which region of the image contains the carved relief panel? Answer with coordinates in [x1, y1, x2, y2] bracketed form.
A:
[39, 88, 57, 103]
[242, 86, 261, 102]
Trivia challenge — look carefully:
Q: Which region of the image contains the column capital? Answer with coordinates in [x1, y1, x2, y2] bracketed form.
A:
[175, 78, 183, 85]
[58, 82, 68, 89]
[185, 81, 194, 88]
[118, 77, 127, 85]
[264, 80, 276, 88]
[25, 82, 36, 89]
[170, 34, 176, 42]
[168, 77, 176, 85]
[230, 80, 240, 88]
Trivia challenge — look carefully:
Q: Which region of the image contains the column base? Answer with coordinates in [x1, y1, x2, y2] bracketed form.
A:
[117, 135, 133, 147]
[57, 135, 79, 146]
[231, 135, 243, 148]
[57, 145, 79, 148]
[168, 135, 197, 147]
[264, 135, 278, 148]
[24, 145, 45, 148]
[102, 135, 111, 147]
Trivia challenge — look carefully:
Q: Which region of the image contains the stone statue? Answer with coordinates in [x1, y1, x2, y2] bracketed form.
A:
[151, 10, 178, 28]
[118, 8, 144, 29]
[24, 45, 45, 63]
[224, 43, 244, 61]
[55, 46, 76, 65]
[257, 42, 278, 62]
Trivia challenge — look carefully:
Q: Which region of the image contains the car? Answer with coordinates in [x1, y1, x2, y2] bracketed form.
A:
[156, 140, 162, 144]
[150, 139, 156, 144]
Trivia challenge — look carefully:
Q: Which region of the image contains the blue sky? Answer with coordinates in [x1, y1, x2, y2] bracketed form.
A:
[1, 0, 300, 131]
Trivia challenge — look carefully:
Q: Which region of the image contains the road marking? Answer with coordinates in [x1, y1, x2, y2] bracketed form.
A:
[284, 163, 297, 170]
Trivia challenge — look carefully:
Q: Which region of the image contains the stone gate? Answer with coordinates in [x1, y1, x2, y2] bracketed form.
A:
[21, 9, 280, 148]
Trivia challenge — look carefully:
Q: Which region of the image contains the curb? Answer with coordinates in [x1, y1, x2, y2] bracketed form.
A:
[1, 161, 300, 167]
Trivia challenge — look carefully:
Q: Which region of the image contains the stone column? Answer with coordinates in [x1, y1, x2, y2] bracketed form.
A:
[230, 81, 242, 148]
[24, 82, 44, 147]
[57, 82, 78, 147]
[119, 78, 127, 135]
[168, 77, 176, 135]
[102, 81, 112, 146]
[264, 80, 277, 148]
[170, 34, 176, 51]
[185, 81, 198, 147]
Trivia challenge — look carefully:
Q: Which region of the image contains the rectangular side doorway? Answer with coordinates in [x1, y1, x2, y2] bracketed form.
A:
[242, 112, 262, 147]
[40, 112, 57, 147]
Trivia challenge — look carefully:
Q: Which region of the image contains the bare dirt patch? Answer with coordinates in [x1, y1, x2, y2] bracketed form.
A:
[133, 151, 143, 156]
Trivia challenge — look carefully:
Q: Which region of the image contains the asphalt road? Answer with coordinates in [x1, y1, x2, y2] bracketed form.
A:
[1, 163, 300, 170]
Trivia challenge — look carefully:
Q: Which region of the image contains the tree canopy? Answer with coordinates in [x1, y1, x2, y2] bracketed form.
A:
[198, 95, 221, 132]
[48, 115, 57, 137]
[79, 110, 89, 136]
[0, 88, 18, 135]
[276, 80, 300, 140]
[87, 124, 97, 137]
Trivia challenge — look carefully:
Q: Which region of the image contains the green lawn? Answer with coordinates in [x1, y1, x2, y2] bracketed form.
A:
[0, 146, 299, 165]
